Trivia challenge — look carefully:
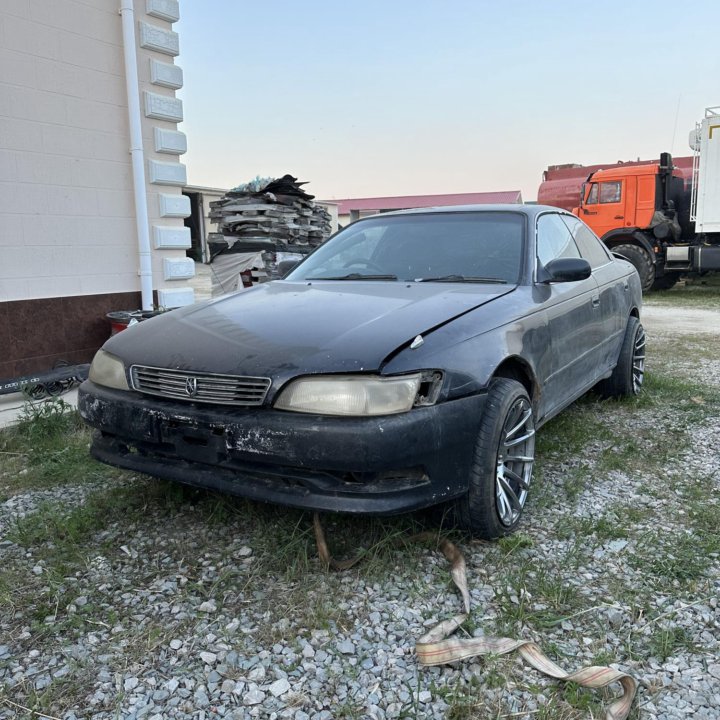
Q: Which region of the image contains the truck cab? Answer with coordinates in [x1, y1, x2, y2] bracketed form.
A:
[570, 155, 691, 291]
[573, 165, 667, 240]
[540, 107, 720, 293]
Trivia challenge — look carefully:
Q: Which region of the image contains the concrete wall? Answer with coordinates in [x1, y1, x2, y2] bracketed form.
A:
[0, 0, 192, 377]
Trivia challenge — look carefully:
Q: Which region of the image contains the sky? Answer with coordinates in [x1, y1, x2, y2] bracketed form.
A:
[176, 0, 720, 202]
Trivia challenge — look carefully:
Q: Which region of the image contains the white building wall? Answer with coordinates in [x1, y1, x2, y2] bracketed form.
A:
[0, 0, 191, 305]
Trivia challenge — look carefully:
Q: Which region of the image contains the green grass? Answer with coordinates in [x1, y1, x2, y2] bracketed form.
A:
[492, 563, 583, 632]
[533, 369, 720, 507]
[647, 626, 696, 662]
[0, 399, 123, 497]
[631, 529, 720, 584]
[645, 275, 720, 308]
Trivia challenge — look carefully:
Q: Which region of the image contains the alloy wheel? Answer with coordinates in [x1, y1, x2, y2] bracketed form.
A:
[495, 397, 535, 526]
[632, 326, 646, 394]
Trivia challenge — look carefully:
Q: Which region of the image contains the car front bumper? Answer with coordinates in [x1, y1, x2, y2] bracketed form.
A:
[78, 381, 486, 515]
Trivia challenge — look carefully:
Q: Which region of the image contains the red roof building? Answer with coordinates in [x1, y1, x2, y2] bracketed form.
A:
[330, 190, 523, 224]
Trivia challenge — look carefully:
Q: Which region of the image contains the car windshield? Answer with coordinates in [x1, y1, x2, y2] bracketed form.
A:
[287, 211, 525, 284]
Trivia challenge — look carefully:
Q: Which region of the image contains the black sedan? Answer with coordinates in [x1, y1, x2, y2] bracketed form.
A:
[79, 205, 644, 539]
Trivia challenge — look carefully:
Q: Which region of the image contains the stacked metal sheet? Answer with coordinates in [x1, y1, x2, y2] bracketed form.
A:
[208, 175, 332, 258]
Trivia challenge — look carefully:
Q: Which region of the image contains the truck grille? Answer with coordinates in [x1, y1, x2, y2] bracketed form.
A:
[130, 366, 271, 406]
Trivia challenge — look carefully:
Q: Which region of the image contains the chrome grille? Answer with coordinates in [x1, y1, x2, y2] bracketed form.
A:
[130, 366, 271, 406]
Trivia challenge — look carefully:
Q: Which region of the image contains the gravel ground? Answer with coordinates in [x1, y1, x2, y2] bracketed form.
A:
[1, 309, 719, 720]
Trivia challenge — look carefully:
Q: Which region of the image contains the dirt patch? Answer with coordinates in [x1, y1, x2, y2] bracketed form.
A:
[642, 305, 720, 335]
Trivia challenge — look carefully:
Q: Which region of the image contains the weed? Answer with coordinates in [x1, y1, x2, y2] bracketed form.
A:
[628, 529, 718, 585]
[560, 681, 605, 714]
[498, 533, 533, 556]
[647, 626, 695, 661]
[16, 397, 79, 438]
[0, 400, 122, 493]
[441, 675, 487, 720]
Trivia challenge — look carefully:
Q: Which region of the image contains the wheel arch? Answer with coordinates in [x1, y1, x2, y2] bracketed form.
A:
[601, 229, 657, 259]
[492, 356, 537, 401]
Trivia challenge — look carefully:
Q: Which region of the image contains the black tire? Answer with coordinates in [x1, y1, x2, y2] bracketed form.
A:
[453, 378, 535, 539]
[650, 272, 680, 291]
[597, 316, 645, 398]
[614, 243, 655, 293]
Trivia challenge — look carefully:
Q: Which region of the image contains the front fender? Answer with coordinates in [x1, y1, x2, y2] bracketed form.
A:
[382, 291, 550, 404]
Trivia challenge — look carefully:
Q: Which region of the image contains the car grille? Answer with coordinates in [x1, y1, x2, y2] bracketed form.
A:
[130, 366, 271, 406]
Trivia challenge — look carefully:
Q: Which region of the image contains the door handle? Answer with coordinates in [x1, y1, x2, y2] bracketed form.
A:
[591, 296, 600, 308]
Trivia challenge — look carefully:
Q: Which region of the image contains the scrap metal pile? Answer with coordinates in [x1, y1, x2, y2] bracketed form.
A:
[207, 175, 332, 294]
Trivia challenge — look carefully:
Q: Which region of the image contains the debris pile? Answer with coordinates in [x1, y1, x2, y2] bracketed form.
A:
[208, 175, 332, 261]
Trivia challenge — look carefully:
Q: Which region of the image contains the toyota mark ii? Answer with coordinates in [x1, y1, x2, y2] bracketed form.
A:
[79, 205, 644, 538]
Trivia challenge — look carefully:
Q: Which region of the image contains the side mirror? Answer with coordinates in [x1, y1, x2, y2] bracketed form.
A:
[277, 259, 300, 278]
[539, 257, 592, 283]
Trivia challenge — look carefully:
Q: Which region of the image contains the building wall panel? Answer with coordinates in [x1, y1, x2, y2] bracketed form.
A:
[0, 0, 188, 373]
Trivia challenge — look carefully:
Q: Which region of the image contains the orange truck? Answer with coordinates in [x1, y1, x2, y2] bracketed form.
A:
[538, 107, 720, 291]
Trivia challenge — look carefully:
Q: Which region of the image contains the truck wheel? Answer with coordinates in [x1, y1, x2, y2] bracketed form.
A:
[651, 272, 680, 291]
[614, 244, 655, 292]
[453, 378, 535, 539]
[598, 316, 645, 398]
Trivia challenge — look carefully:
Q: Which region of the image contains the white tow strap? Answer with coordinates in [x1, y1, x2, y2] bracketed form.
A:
[313, 514, 638, 720]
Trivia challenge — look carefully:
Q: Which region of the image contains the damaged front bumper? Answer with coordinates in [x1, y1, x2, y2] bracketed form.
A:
[78, 381, 486, 515]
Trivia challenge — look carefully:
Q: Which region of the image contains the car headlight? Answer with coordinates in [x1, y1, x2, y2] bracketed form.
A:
[275, 374, 422, 416]
[88, 349, 129, 390]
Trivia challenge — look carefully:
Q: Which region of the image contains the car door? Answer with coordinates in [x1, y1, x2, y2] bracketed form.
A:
[560, 214, 626, 374]
[535, 212, 601, 418]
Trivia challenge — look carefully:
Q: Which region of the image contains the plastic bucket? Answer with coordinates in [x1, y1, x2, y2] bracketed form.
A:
[106, 311, 141, 335]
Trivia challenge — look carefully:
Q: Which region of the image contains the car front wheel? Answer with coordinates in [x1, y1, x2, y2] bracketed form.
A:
[454, 378, 536, 539]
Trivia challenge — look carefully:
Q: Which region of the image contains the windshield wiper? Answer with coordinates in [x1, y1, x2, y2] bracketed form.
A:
[415, 275, 508, 284]
[306, 273, 398, 281]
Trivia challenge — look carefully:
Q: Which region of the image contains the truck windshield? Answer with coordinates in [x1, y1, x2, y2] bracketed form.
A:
[287, 212, 525, 284]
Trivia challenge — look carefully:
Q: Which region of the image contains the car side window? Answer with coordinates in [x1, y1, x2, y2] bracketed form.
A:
[560, 215, 612, 269]
[536, 213, 581, 267]
[585, 183, 598, 204]
[598, 181, 622, 204]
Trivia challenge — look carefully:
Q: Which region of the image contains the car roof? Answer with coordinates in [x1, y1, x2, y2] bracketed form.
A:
[359, 203, 569, 220]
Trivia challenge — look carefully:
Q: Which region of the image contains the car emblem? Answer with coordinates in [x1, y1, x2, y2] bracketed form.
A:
[185, 377, 198, 397]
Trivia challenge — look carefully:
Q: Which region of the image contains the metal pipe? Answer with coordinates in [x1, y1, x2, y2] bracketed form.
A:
[119, 0, 153, 311]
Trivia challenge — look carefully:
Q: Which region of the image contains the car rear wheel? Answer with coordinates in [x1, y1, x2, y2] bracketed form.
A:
[598, 316, 645, 398]
[453, 378, 535, 539]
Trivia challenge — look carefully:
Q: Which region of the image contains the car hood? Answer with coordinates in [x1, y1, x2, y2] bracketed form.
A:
[105, 280, 514, 381]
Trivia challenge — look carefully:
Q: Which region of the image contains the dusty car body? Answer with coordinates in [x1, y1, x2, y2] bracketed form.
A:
[79, 205, 644, 538]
